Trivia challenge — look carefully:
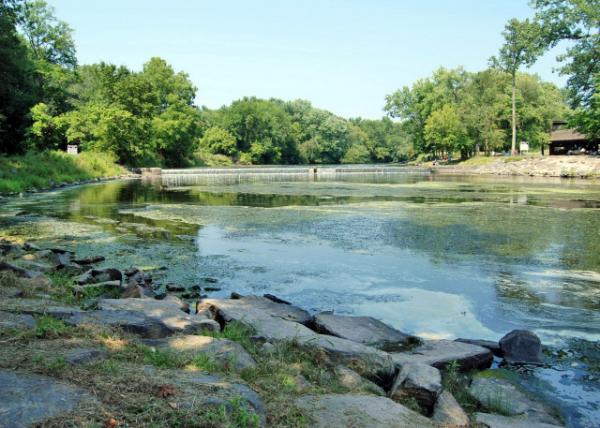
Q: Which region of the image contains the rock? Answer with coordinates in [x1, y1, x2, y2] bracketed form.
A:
[199, 296, 312, 326]
[76, 268, 122, 285]
[202, 277, 218, 283]
[98, 298, 219, 335]
[64, 348, 107, 365]
[72, 255, 105, 265]
[166, 283, 185, 292]
[73, 280, 122, 297]
[124, 267, 140, 277]
[313, 313, 417, 350]
[0, 242, 24, 257]
[432, 390, 469, 427]
[335, 365, 385, 395]
[153, 289, 167, 300]
[294, 394, 436, 428]
[0, 370, 98, 428]
[23, 242, 41, 251]
[164, 295, 190, 313]
[142, 335, 256, 370]
[0, 298, 83, 319]
[0, 311, 36, 330]
[263, 293, 291, 305]
[469, 376, 562, 425]
[66, 310, 174, 338]
[58, 262, 87, 276]
[0, 261, 41, 279]
[456, 338, 502, 357]
[391, 339, 493, 371]
[475, 413, 564, 428]
[499, 330, 543, 365]
[13, 260, 53, 273]
[260, 342, 276, 354]
[389, 363, 442, 413]
[121, 282, 145, 298]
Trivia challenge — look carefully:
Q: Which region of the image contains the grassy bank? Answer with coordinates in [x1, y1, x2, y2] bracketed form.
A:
[0, 151, 126, 194]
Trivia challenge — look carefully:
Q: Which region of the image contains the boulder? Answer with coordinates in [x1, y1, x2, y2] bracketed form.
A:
[475, 413, 564, 428]
[334, 365, 385, 395]
[0, 298, 83, 319]
[142, 335, 256, 370]
[456, 338, 502, 357]
[313, 313, 416, 350]
[294, 394, 436, 428]
[469, 376, 562, 425]
[98, 298, 219, 335]
[199, 296, 312, 325]
[0, 261, 41, 278]
[0, 241, 24, 257]
[499, 330, 543, 365]
[391, 339, 493, 371]
[121, 282, 145, 299]
[389, 362, 442, 413]
[64, 348, 107, 366]
[0, 311, 36, 330]
[0, 370, 98, 428]
[432, 390, 469, 427]
[66, 310, 174, 338]
[72, 255, 105, 265]
[76, 268, 122, 285]
[166, 283, 185, 292]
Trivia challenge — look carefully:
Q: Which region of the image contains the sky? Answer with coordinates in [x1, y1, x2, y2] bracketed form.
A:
[48, 0, 567, 119]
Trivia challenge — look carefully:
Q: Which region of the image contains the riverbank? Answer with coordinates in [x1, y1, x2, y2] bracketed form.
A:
[436, 155, 600, 179]
[0, 239, 573, 427]
[0, 151, 130, 195]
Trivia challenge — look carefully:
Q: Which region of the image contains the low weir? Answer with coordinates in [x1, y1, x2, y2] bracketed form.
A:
[145, 165, 434, 186]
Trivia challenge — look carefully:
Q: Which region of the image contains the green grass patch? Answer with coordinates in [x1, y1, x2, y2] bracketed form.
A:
[208, 321, 257, 353]
[35, 315, 72, 339]
[0, 150, 125, 194]
[441, 360, 480, 415]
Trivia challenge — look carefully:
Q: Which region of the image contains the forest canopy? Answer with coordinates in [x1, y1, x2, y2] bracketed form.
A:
[0, 0, 597, 166]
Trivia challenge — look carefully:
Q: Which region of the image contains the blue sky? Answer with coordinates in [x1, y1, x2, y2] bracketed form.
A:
[48, 0, 566, 118]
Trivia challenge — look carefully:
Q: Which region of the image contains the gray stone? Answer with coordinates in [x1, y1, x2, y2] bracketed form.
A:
[72, 255, 105, 265]
[98, 298, 219, 335]
[313, 313, 417, 350]
[499, 330, 543, 365]
[199, 296, 312, 325]
[64, 348, 107, 365]
[475, 413, 564, 428]
[432, 390, 470, 427]
[66, 310, 174, 338]
[0, 261, 41, 279]
[76, 268, 122, 285]
[142, 335, 256, 370]
[469, 377, 562, 425]
[391, 339, 493, 371]
[73, 280, 122, 296]
[166, 283, 185, 292]
[121, 282, 145, 298]
[335, 365, 385, 395]
[389, 362, 442, 412]
[456, 338, 502, 357]
[0, 370, 98, 428]
[0, 311, 36, 330]
[0, 298, 83, 319]
[14, 260, 53, 273]
[294, 394, 436, 428]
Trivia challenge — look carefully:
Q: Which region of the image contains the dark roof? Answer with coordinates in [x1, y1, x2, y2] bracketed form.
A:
[550, 128, 587, 143]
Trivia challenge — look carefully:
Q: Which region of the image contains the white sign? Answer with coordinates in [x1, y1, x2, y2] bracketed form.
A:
[67, 145, 78, 155]
[519, 142, 529, 152]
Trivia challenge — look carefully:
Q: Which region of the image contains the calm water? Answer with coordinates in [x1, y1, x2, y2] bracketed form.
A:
[1, 173, 599, 426]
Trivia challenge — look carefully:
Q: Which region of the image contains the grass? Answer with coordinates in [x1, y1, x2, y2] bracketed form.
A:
[35, 315, 73, 339]
[0, 150, 125, 194]
[441, 360, 480, 416]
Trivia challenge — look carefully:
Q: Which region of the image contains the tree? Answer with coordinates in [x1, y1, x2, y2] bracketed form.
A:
[199, 126, 238, 156]
[424, 105, 470, 158]
[492, 19, 544, 155]
[531, 0, 600, 137]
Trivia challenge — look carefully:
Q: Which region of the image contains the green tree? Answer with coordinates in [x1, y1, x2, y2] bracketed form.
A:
[424, 105, 470, 158]
[531, 0, 600, 138]
[199, 126, 238, 156]
[492, 19, 544, 155]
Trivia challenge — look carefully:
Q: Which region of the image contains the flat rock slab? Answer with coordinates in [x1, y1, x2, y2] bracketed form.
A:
[391, 339, 493, 371]
[475, 412, 564, 428]
[433, 390, 469, 427]
[98, 298, 219, 335]
[456, 338, 502, 357]
[66, 310, 174, 338]
[294, 394, 436, 428]
[142, 335, 256, 370]
[0, 370, 97, 428]
[63, 348, 107, 366]
[0, 298, 83, 319]
[469, 377, 562, 425]
[313, 313, 416, 350]
[199, 296, 312, 325]
[0, 311, 36, 330]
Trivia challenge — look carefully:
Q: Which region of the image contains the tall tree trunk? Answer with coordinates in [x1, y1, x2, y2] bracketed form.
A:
[511, 72, 517, 156]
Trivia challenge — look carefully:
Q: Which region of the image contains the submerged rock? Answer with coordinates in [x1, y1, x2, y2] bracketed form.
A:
[294, 394, 436, 428]
[0, 370, 98, 428]
[475, 413, 564, 428]
[499, 329, 543, 365]
[142, 335, 256, 370]
[391, 339, 493, 371]
[72, 255, 105, 265]
[432, 390, 469, 427]
[313, 312, 416, 350]
[389, 362, 442, 413]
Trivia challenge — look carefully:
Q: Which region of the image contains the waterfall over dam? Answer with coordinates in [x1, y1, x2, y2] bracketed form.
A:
[144, 165, 434, 186]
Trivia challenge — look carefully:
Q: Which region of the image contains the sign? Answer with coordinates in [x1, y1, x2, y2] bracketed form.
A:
[67, 145, 78, 155]
[519, 141, 529, 152]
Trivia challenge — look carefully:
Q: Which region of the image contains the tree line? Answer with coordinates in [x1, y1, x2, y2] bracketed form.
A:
[0, 0, 597, 166]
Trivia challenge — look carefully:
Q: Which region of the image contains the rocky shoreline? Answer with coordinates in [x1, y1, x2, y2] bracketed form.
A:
[0, 239, 570, 427]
